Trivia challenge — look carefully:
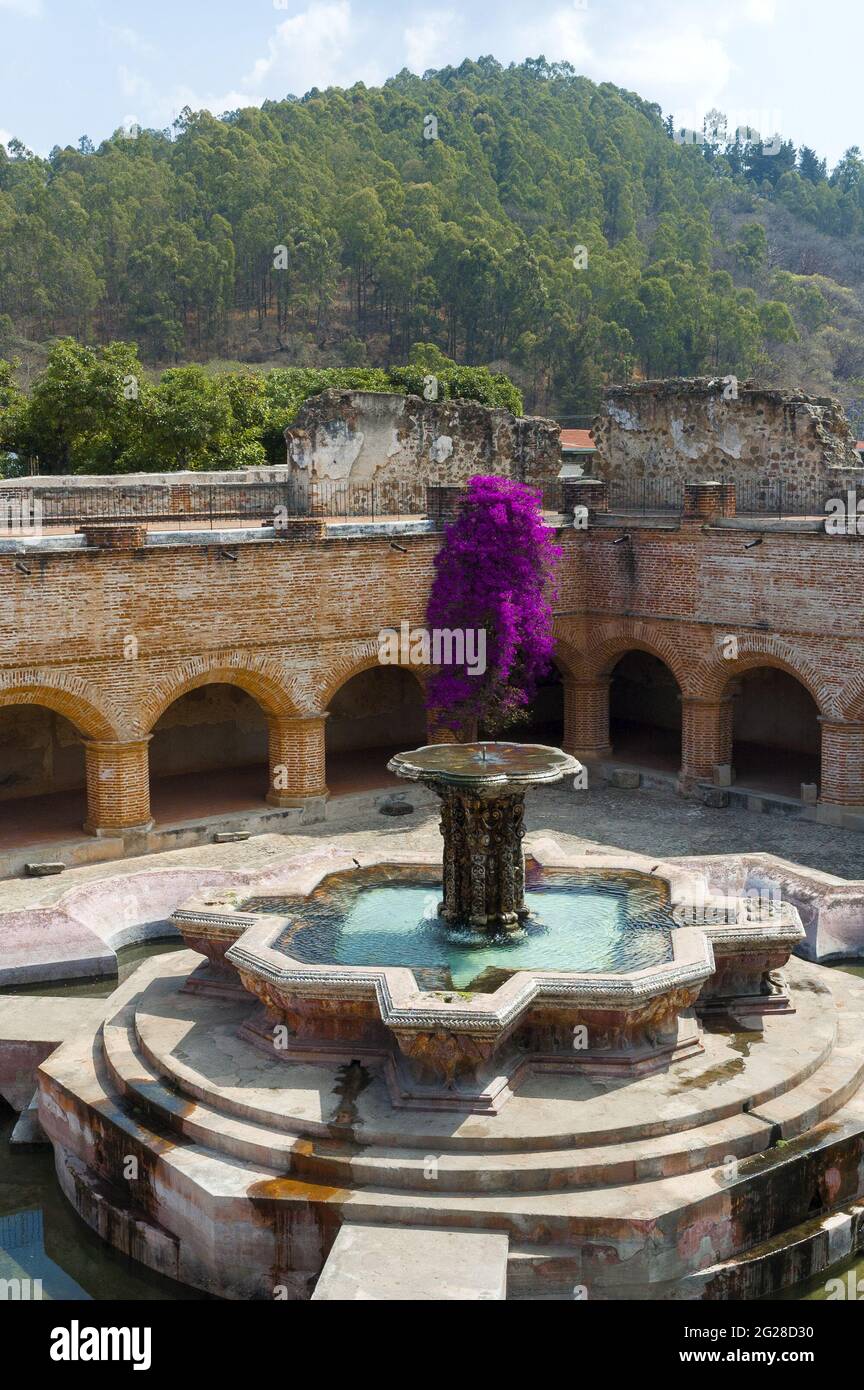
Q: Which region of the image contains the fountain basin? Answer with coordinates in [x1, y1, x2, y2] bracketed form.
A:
[173, 843, 805, 1111]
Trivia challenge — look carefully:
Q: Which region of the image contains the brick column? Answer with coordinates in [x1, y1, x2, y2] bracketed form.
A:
[267, 713, 328, 806]
[426, 486, 465, 527]
[83, 737, 153, 835]
[566, 677, 612, 759]
[683, 482, 736, 523]
[818, 718, 864, 807]
[680, 697, 734, 785]
[561, 478, 609, 521]
[428, 719, 478, 744]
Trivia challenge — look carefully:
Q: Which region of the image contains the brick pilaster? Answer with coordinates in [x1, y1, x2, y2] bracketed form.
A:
[83, 737, 153, 835]
[681, 696, 734, 784]
[267, 713, 328, 805]
[566, 677, 612, 758]
[818, 717, 864, 806]
[428, 719, 478, 744]
[561, 478, 609, 519]
[683, 482, 737, 522]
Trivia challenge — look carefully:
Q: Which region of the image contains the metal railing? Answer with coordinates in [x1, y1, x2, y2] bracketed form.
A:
[727, 479, 834, 519]
[0, 478, 431, 532]
[606, 478, 684, 514]
[604, 477, 837, 519]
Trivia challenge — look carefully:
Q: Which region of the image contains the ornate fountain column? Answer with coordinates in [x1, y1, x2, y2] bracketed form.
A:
[388, 742, 580, 932]
[438, 787, 528, 928]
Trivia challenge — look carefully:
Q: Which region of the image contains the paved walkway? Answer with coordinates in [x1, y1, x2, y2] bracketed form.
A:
[2, 780, 863, 916]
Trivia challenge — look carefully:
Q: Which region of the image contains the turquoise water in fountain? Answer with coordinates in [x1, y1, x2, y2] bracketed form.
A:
[245, 869, 675, 991]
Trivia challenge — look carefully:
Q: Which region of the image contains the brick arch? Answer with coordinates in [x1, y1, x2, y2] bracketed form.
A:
[576, 620, 693, 693]
[0, 673, 119, 740]
[142, 655, 303, 733]
[836, 670, 864, 722]
[701, 639, 833, 713]
[320, 642, 428, 712]
[550, 632, 583, 682]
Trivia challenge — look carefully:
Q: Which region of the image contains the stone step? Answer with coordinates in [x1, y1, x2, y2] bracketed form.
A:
[748, 1003, 864, 1140]
[105, 1004, 775, 1192]
[507, 1198, 864, 1300]
[311, 1223, 509, 1301]
[45, 995, 864, 1295]
[122, 961, 841, 1156]
[101, 988, 864, 1199]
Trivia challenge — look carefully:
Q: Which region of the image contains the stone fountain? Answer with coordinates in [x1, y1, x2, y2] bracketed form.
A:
[34, 738, 864, 1303]
[387, 742, 579, 928]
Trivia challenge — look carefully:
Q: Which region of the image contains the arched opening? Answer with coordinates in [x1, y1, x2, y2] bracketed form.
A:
[0, 704, 88, 847]
[148, 683, 269, 824]
[609, 650, 682, 774]
[325, 666, 426, 795]
[729, 667, 820, 798]
[484, 664, 565, 745]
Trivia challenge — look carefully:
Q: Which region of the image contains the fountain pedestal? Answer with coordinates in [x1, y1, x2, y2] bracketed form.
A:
[388, 742, 581, 931]
[437, 786, 528, 928]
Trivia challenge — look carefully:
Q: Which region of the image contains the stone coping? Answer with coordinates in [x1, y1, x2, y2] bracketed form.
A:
[0, 518, 439, 554]
[387, 742, 580, 789]
[174, 842, 802, 1039]
[0, 842, 350, 985]
[669, 849, 864, 961]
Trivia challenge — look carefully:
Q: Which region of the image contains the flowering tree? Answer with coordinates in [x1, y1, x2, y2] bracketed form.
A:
[425, 475, 561, 738]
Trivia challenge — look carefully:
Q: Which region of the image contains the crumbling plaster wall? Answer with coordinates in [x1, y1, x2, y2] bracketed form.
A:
[593, 378, 863, 489]
[284, 390, 561, 492]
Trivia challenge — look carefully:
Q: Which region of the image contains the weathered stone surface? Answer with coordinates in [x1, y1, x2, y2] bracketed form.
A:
[702, 787, 730, 808]
[311, 1223, 509, 1300]
[35, 947, 864, 1301]
[0, 994, 108, 1109]
[595, 378, 864, 491]
[284, 390, 561, 493]
[608, 768, 642, 789]
[10, 1092, 48, 1144]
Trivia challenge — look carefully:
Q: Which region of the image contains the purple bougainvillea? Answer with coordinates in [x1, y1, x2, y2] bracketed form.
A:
[425, 475, 561, 737]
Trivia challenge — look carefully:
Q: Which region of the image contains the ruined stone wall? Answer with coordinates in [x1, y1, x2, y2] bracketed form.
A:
[593, 379, 864, 491]
[284, 390, 561, 492]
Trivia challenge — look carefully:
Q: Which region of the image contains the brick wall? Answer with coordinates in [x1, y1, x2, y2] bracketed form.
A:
[2, 514, 864, 830]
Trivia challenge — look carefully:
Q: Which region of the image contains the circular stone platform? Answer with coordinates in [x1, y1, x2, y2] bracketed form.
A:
[37, 944, 864, 1301]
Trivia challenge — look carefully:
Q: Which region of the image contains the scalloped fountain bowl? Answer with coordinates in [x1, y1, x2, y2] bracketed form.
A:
[173, 845, 804, 1112]
[168, 742, 806, 1110]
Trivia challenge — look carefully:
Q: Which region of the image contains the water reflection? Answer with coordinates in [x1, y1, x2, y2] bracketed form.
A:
[0, 1108, 206, 1301]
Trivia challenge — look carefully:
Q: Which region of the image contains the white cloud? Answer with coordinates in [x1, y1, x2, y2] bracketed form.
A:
[739, 0, 779, 23]
[245, 0, 381, 93]
[131, 0, 380, 125]
[104, 24, 156, 56]
[603, 29, 732, 100]
[517, 5, 592, 68]
[403, 11, 463, 75]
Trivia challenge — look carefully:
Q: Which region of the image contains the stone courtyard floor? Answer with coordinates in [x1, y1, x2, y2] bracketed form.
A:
[1, 780, 863, 918]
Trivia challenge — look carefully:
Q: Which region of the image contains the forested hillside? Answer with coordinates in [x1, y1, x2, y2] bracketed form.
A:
[2, 56, 864, 418]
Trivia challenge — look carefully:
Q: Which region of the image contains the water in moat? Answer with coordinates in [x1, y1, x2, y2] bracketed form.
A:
[0, 937, 206, 1301]
[244, 868, 676, 990]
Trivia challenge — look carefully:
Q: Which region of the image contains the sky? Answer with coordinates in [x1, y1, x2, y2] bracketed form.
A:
[0, 0, 859, 167]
